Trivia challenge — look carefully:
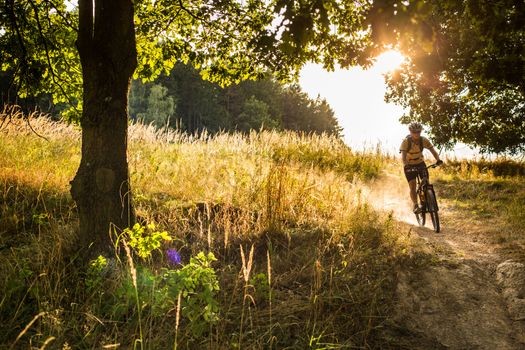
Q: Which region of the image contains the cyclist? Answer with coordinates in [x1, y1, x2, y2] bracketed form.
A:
[400, 122, 443, 213]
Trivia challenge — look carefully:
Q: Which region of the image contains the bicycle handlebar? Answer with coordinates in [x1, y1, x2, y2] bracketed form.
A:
[404, 162, 443, 171]
[426, 162, 442, 169]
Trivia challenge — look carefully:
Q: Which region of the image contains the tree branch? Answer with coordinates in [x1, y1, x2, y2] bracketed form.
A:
[178, 0, 206, 22]
[157, 7, 182, 36]
[43, 0, 79, 33]
[6, 0, 28, 70]
[27, 0, 78, 111]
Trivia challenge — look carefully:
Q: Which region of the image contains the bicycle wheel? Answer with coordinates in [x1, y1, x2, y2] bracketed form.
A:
[425, 188, 440, 233]
[415, 191, 426, 227]
[415, 209, 426, 227]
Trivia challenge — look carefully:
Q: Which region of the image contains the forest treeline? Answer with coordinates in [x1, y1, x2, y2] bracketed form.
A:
[131, 63, 342, 135]
[0, 63, 342, 136]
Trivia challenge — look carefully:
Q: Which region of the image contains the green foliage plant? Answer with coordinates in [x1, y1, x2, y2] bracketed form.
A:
[122, 223, 172, 259]
[114, 251, 220, 340]
[115, 223, 219, 341]
[249, 272, 270, 305]
[85, 255, 108, 292]
[159, 252, 220, 338]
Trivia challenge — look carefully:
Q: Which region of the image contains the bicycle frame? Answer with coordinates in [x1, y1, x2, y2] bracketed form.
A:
[407, 163, 441, 232]
[415, 164, 439, 213]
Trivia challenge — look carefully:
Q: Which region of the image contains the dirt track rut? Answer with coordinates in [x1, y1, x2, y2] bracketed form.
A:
[363, 174, 525, 349]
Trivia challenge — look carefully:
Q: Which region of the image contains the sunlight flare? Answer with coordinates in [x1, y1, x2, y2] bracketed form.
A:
[374, 50, 406, 73]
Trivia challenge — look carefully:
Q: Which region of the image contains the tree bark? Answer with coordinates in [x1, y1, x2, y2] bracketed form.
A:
[71, 0, 137, 256]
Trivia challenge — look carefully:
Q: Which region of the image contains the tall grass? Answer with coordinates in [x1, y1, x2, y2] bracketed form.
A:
[441, 157, 525, 178]
[432, 157, 525, 259]
[0, 109, 410, 349]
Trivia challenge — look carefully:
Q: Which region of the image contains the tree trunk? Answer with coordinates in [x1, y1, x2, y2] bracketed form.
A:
[71, 0, 137, 256]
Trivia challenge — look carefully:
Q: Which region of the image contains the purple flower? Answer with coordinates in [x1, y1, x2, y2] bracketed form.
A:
[167, 248, 181, 265]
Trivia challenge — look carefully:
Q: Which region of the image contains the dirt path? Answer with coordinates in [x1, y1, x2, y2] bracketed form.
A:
[362, 174, 525, 349]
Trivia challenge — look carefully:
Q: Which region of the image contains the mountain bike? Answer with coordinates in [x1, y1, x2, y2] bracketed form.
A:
[409, 163, 442, 232]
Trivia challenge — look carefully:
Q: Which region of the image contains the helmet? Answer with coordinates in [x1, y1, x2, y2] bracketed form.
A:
[408, 122, 423, 132]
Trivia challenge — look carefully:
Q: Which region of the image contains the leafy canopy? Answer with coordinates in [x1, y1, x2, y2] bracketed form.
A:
[1, 0, 374, 120]
[370, 0, 525, 154]
[0, 0, 81, 119]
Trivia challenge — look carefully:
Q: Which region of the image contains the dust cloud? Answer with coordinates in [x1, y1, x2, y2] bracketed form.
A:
[358, 172, 417, 224]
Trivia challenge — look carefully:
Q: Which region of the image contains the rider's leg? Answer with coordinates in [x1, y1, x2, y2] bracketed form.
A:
[404, 165, 419, 211]
[408, 179, 417, 208]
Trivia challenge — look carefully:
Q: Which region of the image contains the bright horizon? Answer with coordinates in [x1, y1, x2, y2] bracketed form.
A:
[299, 51, 479, 159]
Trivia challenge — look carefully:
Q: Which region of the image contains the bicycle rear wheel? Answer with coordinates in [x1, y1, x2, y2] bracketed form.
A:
[425, 188, 440, 232]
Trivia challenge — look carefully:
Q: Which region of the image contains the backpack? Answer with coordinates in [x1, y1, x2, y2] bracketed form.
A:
[405, 135, 424, 152]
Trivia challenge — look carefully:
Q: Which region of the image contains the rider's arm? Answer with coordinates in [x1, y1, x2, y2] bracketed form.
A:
[401, 150, 408, 166]
[429, 147, 441, 163]
[423, 137, 442, 164]
[400, 139, 409, 166]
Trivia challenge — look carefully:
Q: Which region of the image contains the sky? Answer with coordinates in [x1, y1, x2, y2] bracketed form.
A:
[299, 51, 407, 153]
[299, 51, 479, 158]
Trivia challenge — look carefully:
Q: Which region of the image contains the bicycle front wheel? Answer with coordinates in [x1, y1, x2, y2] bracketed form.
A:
[416, 193, 426, 227]
[425, 188, 440, 233]
[415, 208, 426, 227]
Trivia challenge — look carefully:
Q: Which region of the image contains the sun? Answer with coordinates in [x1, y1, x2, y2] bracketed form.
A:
[374, 50, 406, 73]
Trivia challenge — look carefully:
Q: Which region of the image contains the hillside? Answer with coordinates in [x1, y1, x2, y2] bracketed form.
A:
[360, 161, 525, 349]
[1, 113, 524, 349]
[1, 113, 402, 349]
